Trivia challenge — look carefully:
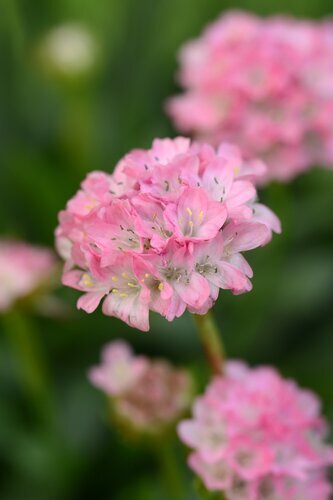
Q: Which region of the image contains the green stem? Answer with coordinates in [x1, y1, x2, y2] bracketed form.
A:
[3, 309, 54, 426]
[193, 310, 225, 375]
[2, 0, 25, 60]
[157, 439, 185, 500]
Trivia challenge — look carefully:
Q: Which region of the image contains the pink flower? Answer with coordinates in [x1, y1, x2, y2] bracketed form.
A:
[89, 341, 148, 395]
[178, 361, 333, 499]
[89, 340, 193, 433]
[167, 11, 333, 184]
[0, 240, 57, 312]
[56, 137, 280, 331]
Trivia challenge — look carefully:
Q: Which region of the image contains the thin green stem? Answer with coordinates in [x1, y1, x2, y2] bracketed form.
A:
[2, 0, 25, 60]
[3, 309, 55, 426]
[156, 439, 185, 500]
[193, 310, 225, 375]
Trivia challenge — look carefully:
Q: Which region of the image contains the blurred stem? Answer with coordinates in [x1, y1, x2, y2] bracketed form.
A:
[193, 311, 225, 375]
[2, 0, 25, 60]
[3, 309, 54, 426]
[157, 439, 185, 500]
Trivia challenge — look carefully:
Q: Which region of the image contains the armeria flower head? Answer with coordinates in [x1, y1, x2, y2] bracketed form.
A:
[56, 137, 280, 331]
[178, 361, 333, 499]
[0, 240, 57, 312]
[167, 11, 333, 183]
[89, 340, 192, 434]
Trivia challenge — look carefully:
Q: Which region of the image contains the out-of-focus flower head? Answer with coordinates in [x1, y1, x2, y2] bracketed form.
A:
[0, 240, 57, 312]
[38, 22, 98, 79]
[178, 361, 333, 499]
[56, 137, 280, 331]
[167, 11, 333, 184]
[89, 340, 193, 434]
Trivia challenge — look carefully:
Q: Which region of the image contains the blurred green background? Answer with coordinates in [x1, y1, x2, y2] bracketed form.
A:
[1, 1, 333, 499]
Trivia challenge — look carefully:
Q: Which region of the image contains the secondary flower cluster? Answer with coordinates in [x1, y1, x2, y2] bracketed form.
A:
[167, 11, 333, 183]
[179, 361, 333, 499]
[89, 340, 192, 434]
[56, 137, 280, 331]
[0, 240, 57, 312]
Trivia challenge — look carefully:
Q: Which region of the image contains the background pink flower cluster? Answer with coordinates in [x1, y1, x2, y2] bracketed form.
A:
[0, 240, 56, 312]
[89, 340, 192, 433]
[179, 361, 333, 499]
[56, 137, 280, 331]
[167, 11, 333, 183]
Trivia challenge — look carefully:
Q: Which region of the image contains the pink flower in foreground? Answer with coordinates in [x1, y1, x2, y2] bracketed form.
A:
[178, 361, 333, 499]
[89, 340, 192, 433]
[167, 11, 333, 184]
[0, 240, 57, 312]
[56, 137, 280, 331]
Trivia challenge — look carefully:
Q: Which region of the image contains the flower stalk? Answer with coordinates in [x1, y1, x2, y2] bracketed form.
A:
[3, 309, 54, 425]
[157, 439, 185, 500]
[193, 310, 225, 375]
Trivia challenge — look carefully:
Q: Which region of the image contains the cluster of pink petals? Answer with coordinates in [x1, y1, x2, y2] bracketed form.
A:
[167, 11, 333, 183]
[0, 240, 57, 312]
[179, 361, 333, 499]
[56, 137, 280, 331]
[89, 340, 192, 433]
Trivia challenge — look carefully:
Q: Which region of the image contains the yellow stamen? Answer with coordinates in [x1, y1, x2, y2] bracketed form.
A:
[186, 207, 193, 217]
[158, 283, 164, 291]
[120, 293, 128, 298]
[127, 282, 137, 288]
[111, 276, 118, 281]
[112, 288, 119, 293]
[122, 272, 129, 278]
[233, 165, 240, 175]
[85, 202, 96, 211]
[189, 220, 194, 226]
[198, 210, 204, 221]
[82, 274, 94, 287]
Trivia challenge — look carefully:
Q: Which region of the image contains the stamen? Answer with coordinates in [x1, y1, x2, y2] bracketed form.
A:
[198, 211, 204, 221]
[186, 207, 193, 217]
[82, 274, 94, 287]
[111, 276, 118, 281]
[188, 219, 194, 237]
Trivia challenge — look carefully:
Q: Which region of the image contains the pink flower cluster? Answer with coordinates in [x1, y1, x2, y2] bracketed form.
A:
[0, 240, 57, 312]
[89, 340, 192, 433]
[56, 137, 280, 331]
[179, 361, 333, 499]
[167, 11, 333, 183]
